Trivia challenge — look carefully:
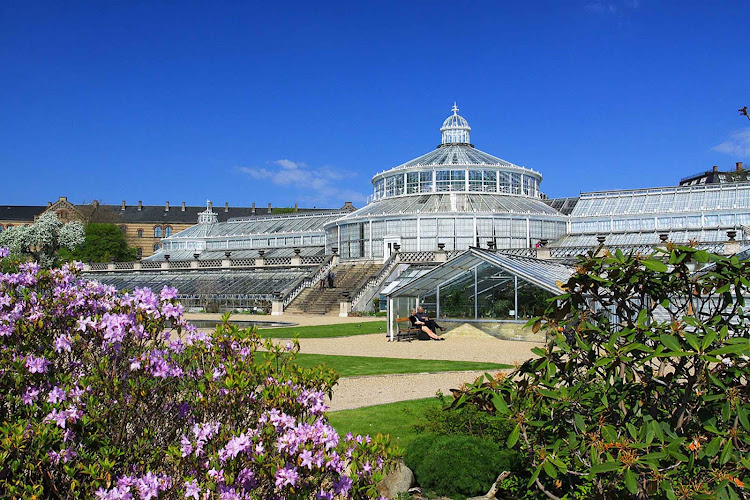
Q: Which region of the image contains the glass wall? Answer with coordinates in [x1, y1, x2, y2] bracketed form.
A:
[371, 169, 541, 201]
[417, 262, 556, 321]
[333, 216, 568, 258]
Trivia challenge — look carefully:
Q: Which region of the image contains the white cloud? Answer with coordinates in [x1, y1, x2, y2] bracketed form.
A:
[712, 128, 750, 158]
[237, 159, 367, 206]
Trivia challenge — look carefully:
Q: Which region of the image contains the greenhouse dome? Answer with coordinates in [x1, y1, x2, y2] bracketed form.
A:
[325, 105, 567, 260]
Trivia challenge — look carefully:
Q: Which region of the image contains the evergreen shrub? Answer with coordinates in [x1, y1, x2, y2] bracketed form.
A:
[404, 434, 517, 499]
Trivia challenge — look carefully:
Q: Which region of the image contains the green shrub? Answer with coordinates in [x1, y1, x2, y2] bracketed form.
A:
[405, 434, 518, 499]
[413, 392, 514, 444]
[454, 246, 750, 498]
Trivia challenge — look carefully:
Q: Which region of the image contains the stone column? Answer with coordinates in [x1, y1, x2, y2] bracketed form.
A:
[291, 248, 302, 266]
[256, 250, 266, 268]
[339, 292, 351, 317]
[724, 230, 740, 255]
[331, 247, 340, 267]
[191, 253, 200, 269]
[434, 243, 447, 263]
[160, 255, 171, 270]
[222, 251, 232, 268]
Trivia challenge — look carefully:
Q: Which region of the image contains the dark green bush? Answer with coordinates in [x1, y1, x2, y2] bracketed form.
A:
[405, 434, 518, 499]
[413, 393, 514, 444]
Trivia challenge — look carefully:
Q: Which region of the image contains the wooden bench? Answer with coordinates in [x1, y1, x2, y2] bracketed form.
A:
[390, 317, 421, 342]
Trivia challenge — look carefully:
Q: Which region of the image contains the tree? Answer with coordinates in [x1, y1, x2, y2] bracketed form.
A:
[0, 211, 84, 267]
[62, 223, 137, 263]
[455, 246, 750, 499]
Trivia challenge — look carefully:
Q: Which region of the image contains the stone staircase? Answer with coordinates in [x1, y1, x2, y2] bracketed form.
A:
[285, 261, 381, 315]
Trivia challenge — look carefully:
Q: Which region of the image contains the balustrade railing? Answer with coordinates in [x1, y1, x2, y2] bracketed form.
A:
[198, 259, 222, 268]
[350, 253, 400, 308]
[266, 257, 292, 266]
[114, 261, 134, 270]
[141, 261, 161, 269]
[281, 255, 335, 308]
[399, 251, 434, 263]
[90, 262, 108, 270]
[231, 258, 256, 267]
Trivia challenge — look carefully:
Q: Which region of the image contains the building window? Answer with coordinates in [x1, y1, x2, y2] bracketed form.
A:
[164, 226, 172, 237]
[153, 244, 161, 252]
[137, 247, 143, 259]
[154, 226, 162, 238]
[137, 229, 143, 238]
[0, 225, 3, 233]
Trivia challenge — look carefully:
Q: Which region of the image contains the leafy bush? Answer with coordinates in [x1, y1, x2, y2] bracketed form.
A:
[413, 391, 514, 444]
[0, 247, 397, 498]
[404, 434, 517, 499]
[454, 246, 750, 499]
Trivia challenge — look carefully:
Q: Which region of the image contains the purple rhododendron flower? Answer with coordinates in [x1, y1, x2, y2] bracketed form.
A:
[184, 479, 200, 500]
[25, 354, 50, 374]
[53, 334, 72, 352]
[274, 465, 299, 488]
[22, 386, 40, 405]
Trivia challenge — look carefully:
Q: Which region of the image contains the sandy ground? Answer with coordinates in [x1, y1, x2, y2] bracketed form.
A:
[185, 313, 541, 410]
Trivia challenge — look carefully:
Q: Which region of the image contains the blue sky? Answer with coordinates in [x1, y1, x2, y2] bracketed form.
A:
[1, 1, 749, 208]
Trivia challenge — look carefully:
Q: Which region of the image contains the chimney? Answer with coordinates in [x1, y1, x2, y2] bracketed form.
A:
[181, 201, 186, 211]
[121, 200, 126, 210]
[342, 201, 355, 211]
[713, 165, 719, 173]
[138, 201, 142, 211]
[59, 196, 67, 202]
[251, 202, 256, 214]
[294, 203, 298, 211]
[209, 201, 213, 210]
[165, 201, 170, 211]
[47, 201, 52, 208]
[268, 203, 272, 214]
[737, 162, 744, 172]
[224, 202, 229, 213]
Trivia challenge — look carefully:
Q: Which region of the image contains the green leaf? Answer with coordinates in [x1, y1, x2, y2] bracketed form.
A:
[625, 468, 638, 494]
[574, 413, 586, 432]
[702, 330, 717, 351]
[590, 461, 621, 473]
[643, 259, 667, 272]
[507, 423, 521, 448]
[543, 459, 558, 479]
[720, 439, 733, 465]
[491, 393, 508, 414]
[660, 334, 681, 352]
[705, 437, 723, 457]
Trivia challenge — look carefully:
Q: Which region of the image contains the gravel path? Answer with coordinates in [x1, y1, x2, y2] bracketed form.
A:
[326, 370, 501, 411]
[282, 333, 542, 410]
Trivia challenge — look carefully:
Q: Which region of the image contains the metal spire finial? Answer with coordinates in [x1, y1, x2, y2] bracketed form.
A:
[452, 102, 459, 114]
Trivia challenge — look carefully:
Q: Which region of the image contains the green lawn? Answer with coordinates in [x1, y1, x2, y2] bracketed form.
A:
[257, 321, 387, 338]
[271, 353, 511, 377]
[327, 398, 441, 449]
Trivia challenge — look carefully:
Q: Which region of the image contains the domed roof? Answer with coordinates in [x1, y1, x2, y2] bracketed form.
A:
[440, 103, 471, 145]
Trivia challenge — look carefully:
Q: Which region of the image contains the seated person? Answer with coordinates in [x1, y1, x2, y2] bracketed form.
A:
[409, 307, 445, 341]
[415, 306, 446, 333]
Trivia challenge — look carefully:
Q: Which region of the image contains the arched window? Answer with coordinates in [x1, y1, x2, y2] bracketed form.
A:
[0, 225, 3, 233]
[154, 226, 162, 238]
[137, 229, 143, 238]
[153, 243, 161, 252]
[136, 247, 143, 259]
[164, 226, 172, 237]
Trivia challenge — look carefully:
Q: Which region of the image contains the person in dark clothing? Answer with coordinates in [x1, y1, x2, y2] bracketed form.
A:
[409, 307, 445, 341]
[327, 270, 335, 288]
[415, 306, 446, 334]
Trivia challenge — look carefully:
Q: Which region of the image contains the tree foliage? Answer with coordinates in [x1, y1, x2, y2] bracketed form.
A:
[0, 211, 84, 267]
[454, 246, 750, 499]
[61, 222, 138, 263]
